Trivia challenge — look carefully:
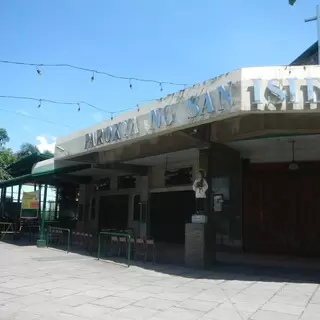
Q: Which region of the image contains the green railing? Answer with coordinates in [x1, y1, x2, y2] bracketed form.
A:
[0, 222, 16, 241]
[46, 227, 70, 253]
[98, 232, 132, 267]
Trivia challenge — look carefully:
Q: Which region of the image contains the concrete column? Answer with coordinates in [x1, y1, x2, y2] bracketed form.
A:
[80, 184, 96, 233]
[185, 148, 216, 268]
[137, 176, 149, 238]
[209, 143, 242, 250]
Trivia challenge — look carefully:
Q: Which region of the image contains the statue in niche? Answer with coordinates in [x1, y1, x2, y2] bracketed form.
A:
[192, 169, 208, 215]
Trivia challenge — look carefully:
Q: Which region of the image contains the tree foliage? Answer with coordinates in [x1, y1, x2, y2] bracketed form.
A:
[0, 128, 9, 147]
[0, 129, 14, 180]
[15, 142, 40, 160]
[0, 148, 15, 180]
[14, 143, 53, 160]
[289, 0, 296, 5]
[0, 129, 54, 180]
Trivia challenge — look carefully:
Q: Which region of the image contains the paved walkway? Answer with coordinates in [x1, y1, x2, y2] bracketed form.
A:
[1, 243, 320, 320]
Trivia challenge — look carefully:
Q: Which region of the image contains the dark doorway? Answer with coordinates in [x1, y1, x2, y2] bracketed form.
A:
[243, 163, 320, 256]
[150, 190, 195, 244]
[98, 195, 129, 231]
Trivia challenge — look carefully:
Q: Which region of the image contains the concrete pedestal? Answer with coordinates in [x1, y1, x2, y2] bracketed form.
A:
[185, 223, 211, 269]
[36, 239, 47, 248]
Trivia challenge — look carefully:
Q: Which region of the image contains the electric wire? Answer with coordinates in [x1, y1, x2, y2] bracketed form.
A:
[0, 95, 134, 114]
[0, 59, 189, 88]
[0, 108, 73, 129]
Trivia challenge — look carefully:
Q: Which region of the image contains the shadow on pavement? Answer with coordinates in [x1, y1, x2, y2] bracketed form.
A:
[3, 237, 320, 285]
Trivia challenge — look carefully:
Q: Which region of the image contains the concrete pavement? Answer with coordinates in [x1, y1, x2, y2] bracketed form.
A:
[1, 242, 320, 319]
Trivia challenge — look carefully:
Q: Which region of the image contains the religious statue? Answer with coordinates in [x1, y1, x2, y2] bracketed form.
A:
[192, 169, 208, 214]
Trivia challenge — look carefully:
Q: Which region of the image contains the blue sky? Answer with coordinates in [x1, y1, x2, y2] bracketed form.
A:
[0, 0, 318, 151]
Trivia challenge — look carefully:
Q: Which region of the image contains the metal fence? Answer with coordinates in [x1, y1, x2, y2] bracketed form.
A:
[98, 232, 132, 267]
[46, 226, 70, 252]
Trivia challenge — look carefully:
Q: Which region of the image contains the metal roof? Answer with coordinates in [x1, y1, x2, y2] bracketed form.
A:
[6, 153, 53, 177]
[290, 42, 318, 66]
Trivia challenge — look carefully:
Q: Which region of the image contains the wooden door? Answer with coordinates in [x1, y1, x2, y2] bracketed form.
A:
[243, 165, 297, 254]
[259, 172, 297, 253]
[243, 163, 320, 256]
[296, 172, 320, 256]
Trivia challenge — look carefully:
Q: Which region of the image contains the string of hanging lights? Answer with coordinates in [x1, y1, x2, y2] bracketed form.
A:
[0, 59, 189, 91]
[0, 95, 134, 114]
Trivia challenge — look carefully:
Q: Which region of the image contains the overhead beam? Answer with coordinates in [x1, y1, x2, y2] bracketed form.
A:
[57, 174, 92, 184]
[98, 130, 213, 164]
[175, 131, 211, 147]
[93, 163, 148, 175]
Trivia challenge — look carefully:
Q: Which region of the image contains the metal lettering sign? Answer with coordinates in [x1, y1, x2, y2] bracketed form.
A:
[83, 77, 320, 150]
[150, 105, 175, 129]
[84, 117, 139, 150]
[251, 78, 320, 108]
[187, 86, 232, 119]
[84, 83, 234, 149]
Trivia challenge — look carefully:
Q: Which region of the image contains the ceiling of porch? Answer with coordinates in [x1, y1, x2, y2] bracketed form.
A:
[124, 148, 199, 167]
[227, 134, 320, 163]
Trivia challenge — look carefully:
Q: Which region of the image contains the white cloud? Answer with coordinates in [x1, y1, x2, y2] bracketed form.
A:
[36, 136, 56, 153]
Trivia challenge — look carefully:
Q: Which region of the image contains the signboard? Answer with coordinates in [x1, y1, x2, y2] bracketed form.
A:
[20, 191, 40, 219]
[53, 66, 320, 158]
[83, 84, 233, 151]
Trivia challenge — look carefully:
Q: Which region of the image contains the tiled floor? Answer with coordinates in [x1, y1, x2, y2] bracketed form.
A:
[1, 242, 320, 319]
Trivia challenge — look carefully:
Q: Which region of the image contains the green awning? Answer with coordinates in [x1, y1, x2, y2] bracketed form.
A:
[6, 153, 53, 177]
[0, 159, 91, 188]
[0, 174, 33, 188]
[32, 158, 90, 177]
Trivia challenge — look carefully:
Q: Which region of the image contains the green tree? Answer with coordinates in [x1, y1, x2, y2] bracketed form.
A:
[0, 148, 15, 180]
[0, 128, 15, 180]
[289, 0, 296, 5]
[0, 129, 53, 180]
[0, 128, 9, 147]
[43, 150, 54, 157]
[15, 142, 39, 159]
[15, 143, 54, 160]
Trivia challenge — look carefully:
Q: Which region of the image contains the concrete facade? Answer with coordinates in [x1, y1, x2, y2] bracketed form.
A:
[54, 65, 320, 161]
[35, 64, 320, 264]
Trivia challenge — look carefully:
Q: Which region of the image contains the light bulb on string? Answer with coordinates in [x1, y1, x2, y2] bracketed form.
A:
[77, 103, 81, 111]
[159, 82, 163, 92]
[38, 99, 42, 108]
[36, 66, 42, 75]
[91, 71, 95, 82]
[137, 104, 140, 112]
[129, 79, 133, 89]
[111, 112, 114, 120]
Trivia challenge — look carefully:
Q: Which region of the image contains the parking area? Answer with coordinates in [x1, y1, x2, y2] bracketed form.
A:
[1, 242, 320, 320]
